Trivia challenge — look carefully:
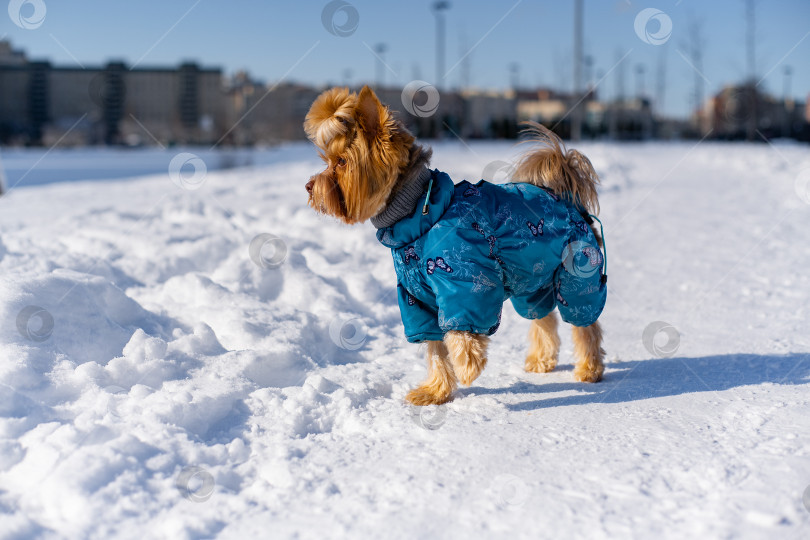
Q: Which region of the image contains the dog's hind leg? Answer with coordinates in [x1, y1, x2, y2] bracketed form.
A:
[444, 331, 489, 387]
[406, 340, 457, 405]
[572, 321, 605, 383]
[525, 312, 560, 373]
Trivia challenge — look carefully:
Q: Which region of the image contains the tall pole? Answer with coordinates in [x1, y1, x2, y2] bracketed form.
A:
[571, 0, 583, 140]
[433, 1, 450, 89]
[655, 46, 667, 119]
[460, 31, 471, 90]
[374, 43, 387, 89]
[635, 64, 645, 99]
[746, 0, 756, 82]
[686, 15, 706, 135]
[509, 62, 520, 91]
[783, 65, 793, 137]
[745, 0, 756, 140]
[610, 47, 625, 140]
[583, 55, 593, 92]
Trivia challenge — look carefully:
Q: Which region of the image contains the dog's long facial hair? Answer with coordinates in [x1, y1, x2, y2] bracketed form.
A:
[304, 86, 415, 224]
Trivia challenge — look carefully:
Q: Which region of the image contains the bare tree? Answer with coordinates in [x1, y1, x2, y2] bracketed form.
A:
[608, 47, 626, 140]
[655, 44, 668, 119]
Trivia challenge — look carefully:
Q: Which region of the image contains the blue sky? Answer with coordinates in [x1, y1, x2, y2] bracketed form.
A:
[2, 0, 808, 118]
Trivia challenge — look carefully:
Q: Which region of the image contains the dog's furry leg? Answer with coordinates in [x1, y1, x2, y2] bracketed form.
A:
[572, 321, 605, 383]
[406, 340, 457, 406]
[525, 312, 560, 373]
[444, 331, 489, 387]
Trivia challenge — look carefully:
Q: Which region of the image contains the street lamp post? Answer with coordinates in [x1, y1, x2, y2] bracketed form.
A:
[374, 43, 387, 90]
[432, 1, 450, 89]
[571, 0, 583, 141]
[783, 65, 793, 138]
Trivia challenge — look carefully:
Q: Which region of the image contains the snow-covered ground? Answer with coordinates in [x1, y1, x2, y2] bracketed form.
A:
[1, 141, 809, 539]
[0, 146, 296, 189]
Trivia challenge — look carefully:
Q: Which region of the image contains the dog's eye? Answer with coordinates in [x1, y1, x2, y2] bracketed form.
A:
[337, 158, 346, 167]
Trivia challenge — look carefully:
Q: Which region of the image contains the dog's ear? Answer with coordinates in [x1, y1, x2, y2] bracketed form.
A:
[355, 85, 384, 146]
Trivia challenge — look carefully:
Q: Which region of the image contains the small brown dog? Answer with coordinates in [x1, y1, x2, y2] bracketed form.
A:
[304, 85, 606, 406]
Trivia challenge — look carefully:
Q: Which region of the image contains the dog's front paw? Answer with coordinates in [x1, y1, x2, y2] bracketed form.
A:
[444, 331, 489, 387]
[454, 358, 487, 386]
[525, 352, 558, 373]
[573, 360, 604, 383]
[406, 385, 453, 406]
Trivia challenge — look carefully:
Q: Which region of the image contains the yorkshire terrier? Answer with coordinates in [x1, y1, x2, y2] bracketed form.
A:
[304, 85, 607, 406]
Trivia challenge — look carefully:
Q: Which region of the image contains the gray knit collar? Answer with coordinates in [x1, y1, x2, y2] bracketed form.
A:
[370, 165, 432, 229]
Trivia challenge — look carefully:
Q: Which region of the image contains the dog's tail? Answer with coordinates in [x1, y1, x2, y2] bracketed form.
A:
[513, 122, 600, 216]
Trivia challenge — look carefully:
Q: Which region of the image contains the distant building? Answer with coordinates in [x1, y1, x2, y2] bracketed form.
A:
[0, 41, 25, 65]
[516, 89, 571, 126]
[224, 75, 320, 145]
[704, 83, 807, 140]
[515, 88, 654, 139]
[459, 89, 517, 138]
[0, 40, 224, 146]
[2, 40, 806, 146]
[806, 93, 810, 124]
[373, 86, 466, 140]
[604, 98, 655, 140]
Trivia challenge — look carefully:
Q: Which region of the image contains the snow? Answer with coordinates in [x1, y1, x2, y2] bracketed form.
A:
[0, 145, 310, 189]
[1, 141, 809, 539]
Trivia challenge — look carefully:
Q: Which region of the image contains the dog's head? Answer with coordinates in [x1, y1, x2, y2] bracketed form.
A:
[304, 85, 414, 224]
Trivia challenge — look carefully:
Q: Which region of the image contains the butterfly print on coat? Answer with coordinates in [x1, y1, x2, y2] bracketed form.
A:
[581, 246, 603, 267]
[527, 219, 544, 237]
[426, 257, 453, 275]
[407, 293, 416, 306]
[463, 186, 481, 197]
[403, 246, 419, 263]
[472, 222, 504, 265]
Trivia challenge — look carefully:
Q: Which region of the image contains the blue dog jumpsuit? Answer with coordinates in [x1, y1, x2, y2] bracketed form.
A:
[376, 170, 607, 343]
